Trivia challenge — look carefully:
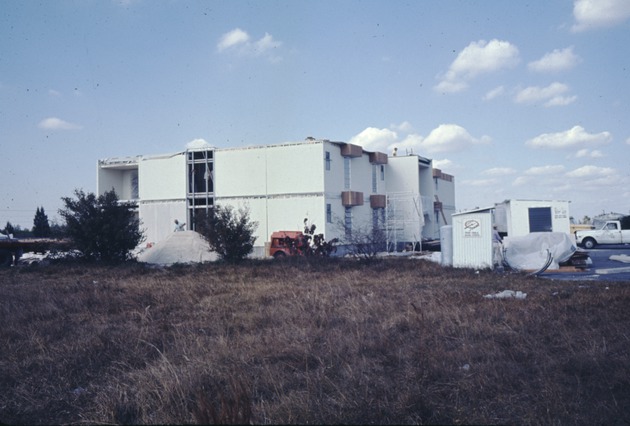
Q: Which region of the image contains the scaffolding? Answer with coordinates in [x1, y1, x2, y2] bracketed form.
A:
[385, 192, 425, 252]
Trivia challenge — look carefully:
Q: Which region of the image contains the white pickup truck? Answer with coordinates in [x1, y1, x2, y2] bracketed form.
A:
[575, 220, 630, 249]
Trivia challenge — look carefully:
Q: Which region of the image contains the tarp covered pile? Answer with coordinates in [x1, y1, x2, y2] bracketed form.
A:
[503, 232, 576, 271]
[137, 231, 217, 265]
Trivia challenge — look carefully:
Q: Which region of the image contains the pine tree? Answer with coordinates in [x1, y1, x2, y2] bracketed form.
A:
[33, 207, 51, 238]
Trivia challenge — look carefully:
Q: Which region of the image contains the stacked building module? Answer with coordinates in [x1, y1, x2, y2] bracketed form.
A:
[97, 139, 455, 257]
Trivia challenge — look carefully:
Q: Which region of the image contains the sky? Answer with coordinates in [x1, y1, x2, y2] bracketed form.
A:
[1, 0, 629, 230]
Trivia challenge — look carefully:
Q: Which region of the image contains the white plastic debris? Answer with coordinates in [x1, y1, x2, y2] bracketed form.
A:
[483, 290, 527, 300]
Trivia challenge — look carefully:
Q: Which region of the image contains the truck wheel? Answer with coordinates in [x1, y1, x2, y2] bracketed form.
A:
[582, 238, 596, 249]
[0, 249, 13, 267]
[273, 251, 286, 259]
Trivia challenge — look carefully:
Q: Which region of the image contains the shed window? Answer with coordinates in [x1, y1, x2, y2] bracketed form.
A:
[528, 207, 552, 232]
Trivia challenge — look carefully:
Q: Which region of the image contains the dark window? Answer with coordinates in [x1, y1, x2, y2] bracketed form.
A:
[528, 207, 552, 232]
[325, 151, 331, 171]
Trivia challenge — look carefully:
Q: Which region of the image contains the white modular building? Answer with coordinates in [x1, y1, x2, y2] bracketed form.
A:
[97, 139, 456, 256]
[494, 199, 571, 237]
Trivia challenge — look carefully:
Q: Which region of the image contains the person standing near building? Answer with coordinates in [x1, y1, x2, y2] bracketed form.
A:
[174, 219, 185, 232]
[492, 225, 503, 269]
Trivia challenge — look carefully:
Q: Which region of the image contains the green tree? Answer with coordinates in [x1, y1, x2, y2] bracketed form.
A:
[59, 189, 144, 262]
[198, 205, 257, 263]
[32, 207, 51, 238]
[3, 221, 15, 236]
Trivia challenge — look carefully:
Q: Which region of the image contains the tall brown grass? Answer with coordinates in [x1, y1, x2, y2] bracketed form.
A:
[1, 258, 629, 424]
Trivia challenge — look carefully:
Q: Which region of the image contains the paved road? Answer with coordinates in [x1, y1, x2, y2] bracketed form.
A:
[541, 244, 630, 282]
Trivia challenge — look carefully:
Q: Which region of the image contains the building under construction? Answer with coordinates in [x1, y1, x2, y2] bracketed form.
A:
[97, 139, 455, 256]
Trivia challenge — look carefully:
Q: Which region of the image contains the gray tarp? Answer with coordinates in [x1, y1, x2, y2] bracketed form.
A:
[503, 232, 576, 271]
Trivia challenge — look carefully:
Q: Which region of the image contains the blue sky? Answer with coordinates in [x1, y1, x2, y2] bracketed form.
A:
[1, 0, 629, 229]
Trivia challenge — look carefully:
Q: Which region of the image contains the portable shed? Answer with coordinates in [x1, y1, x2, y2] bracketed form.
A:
[451, 207, 495, 269]
[494, 199, 570, 237]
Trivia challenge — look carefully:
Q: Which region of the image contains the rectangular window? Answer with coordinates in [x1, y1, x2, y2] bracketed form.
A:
[372, 165, 377, 193]
[344, 157, 351, 189]
[380, 165, 385, 181]
[345, 207, 352, 237]
[325, 151, 331, 171]
[326, 204, 332, 223]
[528, 207, 552, 232]
[372, 208, 379, 230]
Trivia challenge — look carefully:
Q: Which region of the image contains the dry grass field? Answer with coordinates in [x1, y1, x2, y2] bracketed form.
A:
[1, 257, 629, 424]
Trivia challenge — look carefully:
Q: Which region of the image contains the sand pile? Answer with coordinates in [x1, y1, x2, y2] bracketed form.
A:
[137, 231, 218, 265]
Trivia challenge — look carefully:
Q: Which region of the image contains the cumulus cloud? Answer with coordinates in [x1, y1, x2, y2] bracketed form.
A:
[217, 28, 282, 61]
[575, 148, 604, 158]
[524, 165, 566, 175]
[514, 82, 577, 107]
[572, 0, 630, 32]
[420, 124, 491, 153]
[528, 47, 581, 72]
[186, 138, 213, 149]
[349, 123, 490, 157]
[433, 158, 454, 170]
[38, 117, 81, 130]
[483, 86, 505, 101]
[526, 125, 612, 149]
[435, 39, 520, 93]
[482, 167, 517, 176]
[348, 127, 398, 153]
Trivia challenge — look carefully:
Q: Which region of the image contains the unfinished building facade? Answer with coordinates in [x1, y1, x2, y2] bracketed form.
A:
[97, 139, 455, 256]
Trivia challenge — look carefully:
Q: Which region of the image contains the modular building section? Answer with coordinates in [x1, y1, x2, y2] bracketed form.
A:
[494, 199, 570, 237]
[451, 208, 494, 269]
[97, 139, 456, 257]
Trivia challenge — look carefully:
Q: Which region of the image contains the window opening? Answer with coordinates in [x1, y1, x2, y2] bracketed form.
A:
[344, 157, 351, 189]
[325, 151, 331, 171]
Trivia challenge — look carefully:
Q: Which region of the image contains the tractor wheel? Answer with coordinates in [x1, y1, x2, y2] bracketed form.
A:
[273, 251, 286, 259]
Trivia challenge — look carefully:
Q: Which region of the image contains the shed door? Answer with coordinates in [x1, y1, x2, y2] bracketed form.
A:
[528, 207, 552, 232]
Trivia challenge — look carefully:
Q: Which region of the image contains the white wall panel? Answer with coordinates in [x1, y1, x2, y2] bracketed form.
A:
[140, 200, 187, 245]
[139, 154, 186, 200]
[215, 148, 266, 197]
[266, 143, 324, 194]
[452, 210, 494, 269]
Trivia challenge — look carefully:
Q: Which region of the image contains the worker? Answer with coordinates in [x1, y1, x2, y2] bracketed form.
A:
[174, 219, 186, 232]
[492, 225, 503, 269]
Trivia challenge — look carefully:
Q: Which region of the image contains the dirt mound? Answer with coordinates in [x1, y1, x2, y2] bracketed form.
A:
[137, 231, 217, 265]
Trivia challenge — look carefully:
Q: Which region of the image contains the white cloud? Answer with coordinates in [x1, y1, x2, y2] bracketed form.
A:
[217, 28, 250, 52]
[38, 117, 81, 130]
[350, 123, 489, 156]
[526, 125, 612, 149]
[348, 127, 398, 153]
[482, 167, 517, 176]
[528, 47, 581, 72]
[419, 124, 491, 153]
[433, 158, 454, 170]
[48, 89, 62, 97]
[390, 121, 414, 133]
[462, 178, 499, 187]
[572, 0, 630, 32]
[217, 28, 282, 61]
[565, 165, 615, 179]
[524, 165, 566, 175]
[186, 138, 213, 149]
[575, 148, 604, 158]
[626, 137, 630, 145]
[514, 82, 577, 107]
[434, 39, 520, 93]
[483, 86, 505, 101]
